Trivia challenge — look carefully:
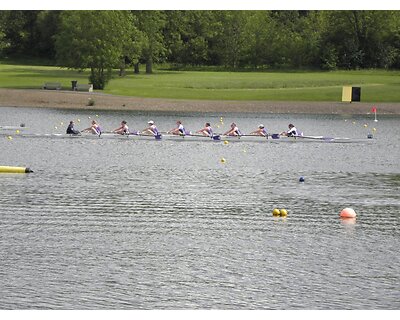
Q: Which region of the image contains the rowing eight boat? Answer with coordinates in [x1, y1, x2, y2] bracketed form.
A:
[1, 131, 373, 143]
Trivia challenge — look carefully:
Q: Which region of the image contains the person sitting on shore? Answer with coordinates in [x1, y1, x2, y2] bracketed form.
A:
[223, 122, 242, 136]
[280, 124, 302, 137]
[113, 120, 130, 135]
[66, 121, 80, 135]
[141, 120, 159, 136]
[168, 120, 190, 135]
[250, 124, 268, 136]
[196, 122, 213, 137]
[82, 120, 102, 136]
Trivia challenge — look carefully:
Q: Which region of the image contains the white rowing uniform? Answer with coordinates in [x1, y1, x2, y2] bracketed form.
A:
[287, 127, 303, 137]
[287, 126, 298, 136]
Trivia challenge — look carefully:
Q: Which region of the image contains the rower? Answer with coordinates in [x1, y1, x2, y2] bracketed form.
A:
[281, 124, 303, 137]
[223, 122, 242, 136]
[196, 122, 213, 137]
[113, 120, 130, 135]
[142, 120, 159, 136]
[250, 124, 268, 136]
[169, 120, 189, 135]
[82, 120, 102, 136]
[66, 120, 80, 135]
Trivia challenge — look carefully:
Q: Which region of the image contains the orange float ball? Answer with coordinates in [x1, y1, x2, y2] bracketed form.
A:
[340, 208, 357, 218]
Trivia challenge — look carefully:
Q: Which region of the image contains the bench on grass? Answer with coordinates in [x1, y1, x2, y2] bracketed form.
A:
[42, 82, 62, 90]
[74, 84, 93, 92]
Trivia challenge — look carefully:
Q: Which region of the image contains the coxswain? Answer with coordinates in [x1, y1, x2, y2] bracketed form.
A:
[223, 122, 242, 136]
[250, 124, 268, 136]
[66, 120, 80, 135]
[196, 122, 213, 136]
[113, 120, 130, 135]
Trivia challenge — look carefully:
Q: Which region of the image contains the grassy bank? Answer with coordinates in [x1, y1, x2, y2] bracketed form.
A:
[1, 62, 399, 102]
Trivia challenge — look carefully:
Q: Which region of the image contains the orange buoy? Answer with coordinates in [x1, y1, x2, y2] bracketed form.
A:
[340, 207, 357, 218]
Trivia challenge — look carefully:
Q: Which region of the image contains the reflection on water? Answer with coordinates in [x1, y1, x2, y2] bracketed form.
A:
[0, 107, 399, 309]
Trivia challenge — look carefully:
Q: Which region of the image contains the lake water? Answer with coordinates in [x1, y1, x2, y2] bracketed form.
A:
[0, 106, 399, 309]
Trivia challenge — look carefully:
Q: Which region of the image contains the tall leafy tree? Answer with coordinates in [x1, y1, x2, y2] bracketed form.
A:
[213, 11, 249, 69]
[0, 12, 9, 57]
[320, 11, 400, 69]
[133, 11, 166, 74]
[119, 14, 144, 76]
[55, 11, 136, 89]
[34, 11, 61, 59]
[164, 11, 219, 66]
[1, 11, 39, 57]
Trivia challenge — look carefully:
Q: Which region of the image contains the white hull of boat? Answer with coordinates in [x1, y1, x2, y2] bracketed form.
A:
[1, 132, 373, 143]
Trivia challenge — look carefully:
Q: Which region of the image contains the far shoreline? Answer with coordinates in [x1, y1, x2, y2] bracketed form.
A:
[1, 88, 399, 115]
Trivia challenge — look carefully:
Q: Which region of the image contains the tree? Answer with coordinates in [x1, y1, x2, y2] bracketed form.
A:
[320, 11, 400, 69]
[213, 11, 249, 69]
[55, 11, 136, 89]
[0, 12, 9, 57]
[34, 11, 61, 60]
[164, 11, 219, 66]
[0, 11, 39, 57]
[133, 11, 167, 74]
[119, 14, 144, 76]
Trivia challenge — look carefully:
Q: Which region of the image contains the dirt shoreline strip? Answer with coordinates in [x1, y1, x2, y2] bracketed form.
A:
[1, 88, 399, 114]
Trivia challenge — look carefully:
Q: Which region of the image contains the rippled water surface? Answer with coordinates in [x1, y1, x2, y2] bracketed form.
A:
[0, 107, 399, 309]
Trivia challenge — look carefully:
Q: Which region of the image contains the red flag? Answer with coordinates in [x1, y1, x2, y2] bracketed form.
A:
[371, 107, 377, 113]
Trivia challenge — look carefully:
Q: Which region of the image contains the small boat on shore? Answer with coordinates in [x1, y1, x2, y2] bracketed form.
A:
[0, 125, 27, 131]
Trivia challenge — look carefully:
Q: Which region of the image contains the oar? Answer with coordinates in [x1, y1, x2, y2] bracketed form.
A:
[102, 130, 141, 135]
[296, 135, 335, 141]
[80, 129, 102, 137]
[216, 133, 279, 139]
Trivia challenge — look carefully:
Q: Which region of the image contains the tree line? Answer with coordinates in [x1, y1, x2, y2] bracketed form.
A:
[0, 10, 399, 89]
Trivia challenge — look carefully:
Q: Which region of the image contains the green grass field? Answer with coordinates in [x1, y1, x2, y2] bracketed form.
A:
[1, 62, 399, 102]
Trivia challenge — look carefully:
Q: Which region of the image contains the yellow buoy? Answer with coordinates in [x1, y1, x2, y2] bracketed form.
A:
[243, 149, 247, 153]
[15, 130, 20, 134]
[220, 157, 226, 164]
[363, 124, 368, 128]
[60, 122, 64, 126]
[272, 208, 280, 216]
[7, 136, 12, 140]
[217, 125, 220, 128]
[373, 128, 376, 132]
[223, 140, 229, 145]
[77, 118, 81, 122]
[96, 114, 99, 117]
[280, 209, 288, 217]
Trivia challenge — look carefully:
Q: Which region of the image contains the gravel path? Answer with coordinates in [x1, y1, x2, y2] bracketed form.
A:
[1, 88, 399, 114]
